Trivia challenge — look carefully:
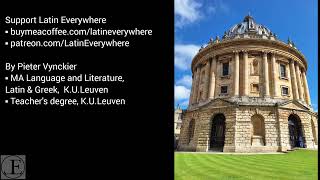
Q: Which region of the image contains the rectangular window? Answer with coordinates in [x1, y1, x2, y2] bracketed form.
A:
[251, 84, 259, 92]
[280, 64, 286, 78]
[221, 86, 228, 94]
[281, 86, 289, 96]
[222, 62, 229, 76]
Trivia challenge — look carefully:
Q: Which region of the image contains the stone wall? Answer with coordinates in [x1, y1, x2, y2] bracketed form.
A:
[174, 109, 183, 136]
[278, 108, 316, 151]
[179, 101, 317, 153]
[297, 111, 315, 148]
[178, 106, 236, 152]
[311, 115, 319, 147]
[234, 106, 280, 152]
[311, 115, 318, 147]
[194, 107, 237, 152]
[177, 111, 198, 151]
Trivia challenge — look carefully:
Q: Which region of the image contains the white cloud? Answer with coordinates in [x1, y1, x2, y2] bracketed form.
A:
[176, 75, 192, 87]
[206, 0, 230, 15]
[311, 103, 318, 112]
[180, 100, 190, 106]
[175, 0, 230, 28]
[175, 0, 202, 28]
[175, 85, 191, 100]
[175, 44, 200, 70]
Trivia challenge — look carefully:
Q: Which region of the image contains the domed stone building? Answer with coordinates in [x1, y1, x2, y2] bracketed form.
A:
[178, 15, 318, 152]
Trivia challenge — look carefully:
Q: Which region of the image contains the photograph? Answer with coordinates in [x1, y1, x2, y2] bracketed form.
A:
[174, 0, 318, 179]
[0, 0, 317, 179]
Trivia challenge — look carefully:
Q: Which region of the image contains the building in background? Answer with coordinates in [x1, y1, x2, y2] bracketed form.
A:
[178, 15, 318, 152]
[174, 105, 184, 149]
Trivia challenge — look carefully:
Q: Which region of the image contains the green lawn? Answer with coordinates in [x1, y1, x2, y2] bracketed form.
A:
[175, 150, 317, 180]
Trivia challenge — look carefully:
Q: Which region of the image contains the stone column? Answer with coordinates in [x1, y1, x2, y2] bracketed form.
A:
[295, 63, 303, 100]
[271, 52, 278, 97]
[302, 70, 311, 105]
[214, 56, 219, 97]
[193, 66, 201, 103]
[233, 51, 240, 96]
[208, 56, 216, 99]
[277, 109, 290, 151]
[287, 64, 294, 97]
[262, 51, 270, 97]
[189, 74, 195, 105]
[203, 60, 211, 100]
[243, 50, 249, 96]
[289, 60, 298, 100]
[196, 66, 203, 103]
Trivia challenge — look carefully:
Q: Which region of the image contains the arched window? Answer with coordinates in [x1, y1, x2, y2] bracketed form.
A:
[251, 114, 265, 146]
[188, 119, 195, 143]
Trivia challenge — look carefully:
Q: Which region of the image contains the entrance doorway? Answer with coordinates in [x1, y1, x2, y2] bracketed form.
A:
[209, 114, 226, 151]
[288, 114, 304, 148]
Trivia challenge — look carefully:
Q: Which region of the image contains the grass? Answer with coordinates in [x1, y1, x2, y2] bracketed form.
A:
[175, 150, 317, 180]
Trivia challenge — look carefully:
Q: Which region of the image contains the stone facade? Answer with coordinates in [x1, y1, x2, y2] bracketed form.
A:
[174, 107, 183, 140]
[178, 15, 318, 153]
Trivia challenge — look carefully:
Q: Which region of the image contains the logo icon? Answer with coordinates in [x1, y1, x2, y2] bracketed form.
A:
[1, 155, 26, 179]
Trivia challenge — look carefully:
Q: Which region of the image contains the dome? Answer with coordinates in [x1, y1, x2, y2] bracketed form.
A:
[222, 15, 276, 40]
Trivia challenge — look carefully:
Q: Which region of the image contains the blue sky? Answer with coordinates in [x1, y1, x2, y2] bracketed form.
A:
[174, 0, 318, 111]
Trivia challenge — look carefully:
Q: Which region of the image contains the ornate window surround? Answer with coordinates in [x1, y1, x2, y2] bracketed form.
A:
[250, 83, 260, 93]
[280, 85, 290, 96]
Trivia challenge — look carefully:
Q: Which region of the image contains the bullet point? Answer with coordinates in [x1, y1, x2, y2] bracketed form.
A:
[5, 30, 8, 34]
[5, 77, 8, 80]
[5, 100, 8, 103]
[5, 42, 8, 45]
